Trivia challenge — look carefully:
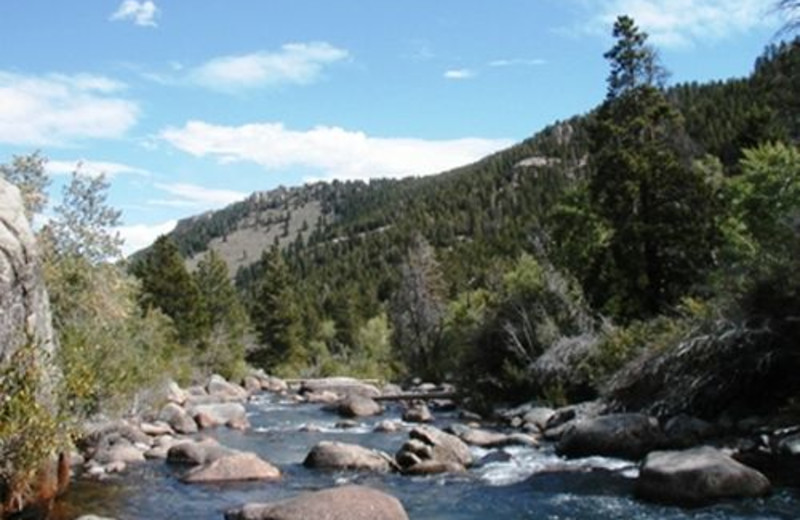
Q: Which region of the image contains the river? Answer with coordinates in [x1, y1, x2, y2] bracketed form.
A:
[53, 393, 800, 519]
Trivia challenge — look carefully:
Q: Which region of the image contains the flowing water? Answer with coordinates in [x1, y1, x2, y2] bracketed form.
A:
[53, 394, 800, 519]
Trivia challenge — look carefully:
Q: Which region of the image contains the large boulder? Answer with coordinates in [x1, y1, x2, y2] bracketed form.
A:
[166, 438, 236, 466]
[395, 426, 472, 474]
[336, 394, 382, 418]
[300, 377, 381, 398]
[636, 447, 771, 506]
[158, 403, 198, 434]
[206, 374, 248, 401]
[447, 425, 537, 448]
[182, 452, 280, 483]
[303, 441, 395, 472]
[225, 485, 409, 520]
[190, 402, 249, 429]
[402, 402, 433, 423]
[556, 413, 665, 460]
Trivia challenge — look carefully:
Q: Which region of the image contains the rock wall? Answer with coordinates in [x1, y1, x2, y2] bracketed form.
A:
[0, 178, 56, 367]
[0, 178, 64, 516]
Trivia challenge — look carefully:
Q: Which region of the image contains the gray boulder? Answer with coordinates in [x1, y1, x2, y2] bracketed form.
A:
[336, 394, 382, 418]
[225, 485, 409, 520]
[301, 377, 381, 398]
[556, 413, 665, 460]
[207, 374, 248, 401]
[190, 402, 249, 429]
[182, 452, 280, 483]
[395, 425, 472, 474]
[663, 414, 717, 449]
[636, 446, 771, 506]
[158, 402, 198, 434]
[166, 438, 236, 465]
[402, 402, 433, 423]
[303, 441, 395, 472]
[523, 407, 556, 432]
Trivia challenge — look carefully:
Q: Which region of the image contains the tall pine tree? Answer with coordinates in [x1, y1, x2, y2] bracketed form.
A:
[588, 16, 716, 319]
[249, 247, 306, 373]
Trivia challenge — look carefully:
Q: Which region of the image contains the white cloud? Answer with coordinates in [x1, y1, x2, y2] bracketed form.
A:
[489, 58, 547, 67]
[160, 121, 513, 182]
[444, 69, 476, 80]
[150, 182, 247, 208]
[47, 159, 150, 178]
[0, 72, 139, 146]
[577, 0, 775, 47]
[117, 219, 176, 256]
[110, 1, 159, 27]
[190, 42, 349, 91]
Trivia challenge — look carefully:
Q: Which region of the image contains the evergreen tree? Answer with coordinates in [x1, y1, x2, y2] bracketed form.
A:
[193, 250, 248, 378]
[587, 15, 716, 319]
[133, 235, 204, 345]
[249, 247, 306, 373]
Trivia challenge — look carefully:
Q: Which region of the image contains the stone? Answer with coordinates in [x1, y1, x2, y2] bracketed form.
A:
[395, 425, 472, 473]
[374, 420, 402, 433]
[402, 460, 467, 475]
[165, 380, 188, 405]
[225, 485, 409, 520]
[522, 407, 556, 432]
[336, 394, 382, 418]
[166, 438, 236, 466]
[182, 452, 280, 483]
[91, 442, 145, 465]
[139, 421, 174, 437]
[303, 441, 395, 472]
[260, 376, 288, 393]
[409, 426, 473, 467]
[207, 374, 248, 401]
[76, 516, 117, 520]
[636, 446, 771, 506]
[663, 414, 717, 449]
[448, 425, 538, 448]
[402, 402, 433, 423]
[300, 377, 381, 398]
[304, 390, 340, 404]
[243, 376, 262, 394]
[158, 402, 198, 434]
[556, 413, 665, 460]
[190, 402, 248, 429]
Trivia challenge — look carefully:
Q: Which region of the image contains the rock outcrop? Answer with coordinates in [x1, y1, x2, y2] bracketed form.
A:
[225, 485, 409, 520]
[0, 179, 65, 515]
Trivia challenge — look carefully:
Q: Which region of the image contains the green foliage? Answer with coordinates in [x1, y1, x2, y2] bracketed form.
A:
[133, 235, 205, 346]
[193, 250, 249, 380]
[249, 248, 307, 374]
[50, 172, 123, 263]
[0, 340, 64, 500]
[0, 151, 49, 221]
[584, 16, 717, 320]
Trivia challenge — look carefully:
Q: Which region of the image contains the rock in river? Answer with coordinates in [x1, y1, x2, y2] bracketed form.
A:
[303, 441, 395, 472]
[636, 446, 771, 506]
[556, 413, 665, 460]
[225, 485, 409, 520]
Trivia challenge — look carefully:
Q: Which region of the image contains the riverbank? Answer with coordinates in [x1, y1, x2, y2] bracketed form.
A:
[51, 374, 800, 520]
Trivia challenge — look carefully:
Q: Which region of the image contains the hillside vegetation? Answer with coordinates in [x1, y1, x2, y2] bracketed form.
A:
[133, 27, 800, 417]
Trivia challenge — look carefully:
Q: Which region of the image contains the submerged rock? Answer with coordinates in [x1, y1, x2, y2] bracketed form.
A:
[556, 413, 665, 460]
[303, 441, 395, 472]
[225, 485, 409, 520]
[636, 446, 771, 506]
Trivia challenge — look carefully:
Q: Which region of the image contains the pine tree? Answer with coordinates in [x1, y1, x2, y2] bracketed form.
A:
[133, 235, 205, 345]
[193, 250, 248, 378]
[588, 15, 716, 319]
[249, 247, 306, 372]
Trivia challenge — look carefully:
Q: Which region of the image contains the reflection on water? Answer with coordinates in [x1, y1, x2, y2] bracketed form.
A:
[54, 395, 800, 520]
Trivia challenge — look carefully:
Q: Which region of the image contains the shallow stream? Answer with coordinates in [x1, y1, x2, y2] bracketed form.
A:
[53, 394, 800, 519]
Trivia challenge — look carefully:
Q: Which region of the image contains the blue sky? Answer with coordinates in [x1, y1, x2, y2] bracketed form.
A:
[0, 1, 789, 254]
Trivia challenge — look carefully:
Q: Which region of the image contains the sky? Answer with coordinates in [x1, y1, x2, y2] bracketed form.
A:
[0, 1, 790, 254]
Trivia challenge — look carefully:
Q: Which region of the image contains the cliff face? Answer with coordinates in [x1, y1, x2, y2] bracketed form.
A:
[0, 178, 56, 367]
[0, 178, 66, 516]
